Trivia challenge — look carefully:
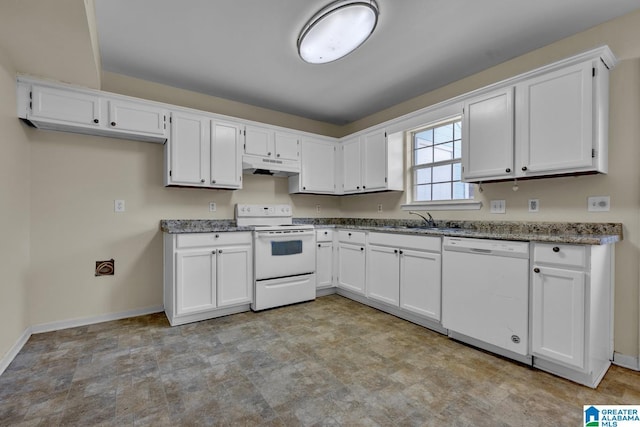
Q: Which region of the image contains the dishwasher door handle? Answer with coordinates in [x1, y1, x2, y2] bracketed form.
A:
[470, 248, 492, 254]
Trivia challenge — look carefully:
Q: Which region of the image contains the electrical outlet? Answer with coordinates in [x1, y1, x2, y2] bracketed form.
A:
[528, 199, 539, 213]
[377, 204, 383, 213]
[588, 196, 610, 212]
[209, 202, 216, 212]
[490, 200, 506, 214]
[316, 204, 321, 213]
[114, 199, 125, 213]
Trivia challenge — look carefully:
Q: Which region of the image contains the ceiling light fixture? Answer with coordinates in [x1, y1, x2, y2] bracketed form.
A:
[297, 0, 379, 64]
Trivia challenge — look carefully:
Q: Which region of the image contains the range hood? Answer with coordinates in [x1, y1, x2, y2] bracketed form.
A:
[242, 155, 300, 177]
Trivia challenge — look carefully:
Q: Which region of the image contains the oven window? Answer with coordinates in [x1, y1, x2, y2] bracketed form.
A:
[271, 240, 303, 256]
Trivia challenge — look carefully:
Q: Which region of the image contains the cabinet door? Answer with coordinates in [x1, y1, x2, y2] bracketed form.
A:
[516, 62, 594, 175]
[217, 245, 252, 307]
[108, 99, 167, 136]
[342, 138, 362, 193]
[29, 85, 101, 127]
[362, 130, 387, 191]
[175, 250, 216, 315]
[316, 242, 334, 288]
[169, 112, 210, 186]
[301, 138, 336, 193]
[462, 87, 515, 181]
[274, 132, 300, 161]
[400, 250, 441, 321]
[211, 120, 242, 189]
[531, 265, 585, 369]
[367, 245, 400, 306]
[244, 125, 273, 157]
[337, 243, 366, 295]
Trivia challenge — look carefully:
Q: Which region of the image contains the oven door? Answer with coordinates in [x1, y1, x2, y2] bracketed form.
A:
[254, 229, 316, 280]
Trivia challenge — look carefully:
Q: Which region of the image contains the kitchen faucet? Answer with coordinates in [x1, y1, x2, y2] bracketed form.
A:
[409, 211, 436, 228]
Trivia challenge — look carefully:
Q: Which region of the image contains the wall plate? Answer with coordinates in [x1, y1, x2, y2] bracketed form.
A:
[490, 200, 506, 214]
[528, 199, 539, 213]
[588, 196, 610, 212]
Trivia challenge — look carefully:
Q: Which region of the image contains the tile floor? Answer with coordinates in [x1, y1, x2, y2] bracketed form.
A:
[1, 294, 639, 426]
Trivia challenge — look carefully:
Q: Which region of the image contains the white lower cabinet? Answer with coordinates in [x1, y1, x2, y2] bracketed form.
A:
[316, 230, 334, 290]
[366, 232, 441, 321]
[164, 232, 252, 326]
[336, 230, 366, 295]
[530, 242, 613, 387]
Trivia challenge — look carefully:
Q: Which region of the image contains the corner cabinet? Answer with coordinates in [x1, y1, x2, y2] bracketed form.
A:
[338, 129, 403, 194]
[288, 138, 337, 194]
[163, 232, 252, 326]
[530, 242, 613, 388]
[165, 112, 242, 189]
[462, 47, 614, 182]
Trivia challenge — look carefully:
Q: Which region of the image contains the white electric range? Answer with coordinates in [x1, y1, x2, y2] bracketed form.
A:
[236, 204, 316, 311]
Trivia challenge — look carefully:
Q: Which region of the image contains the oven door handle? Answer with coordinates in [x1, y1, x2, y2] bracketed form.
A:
[256, 231, 315, 240]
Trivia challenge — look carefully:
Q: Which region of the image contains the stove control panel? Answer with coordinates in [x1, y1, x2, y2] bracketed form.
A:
[236, 204, 292, 219]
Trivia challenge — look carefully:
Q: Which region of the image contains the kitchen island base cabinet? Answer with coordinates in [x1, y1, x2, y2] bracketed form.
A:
[531, 243, 613, 388]
[164, 232, 252, 326]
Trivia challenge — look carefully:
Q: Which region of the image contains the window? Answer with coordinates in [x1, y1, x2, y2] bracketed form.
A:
[411, 118, 473, 202]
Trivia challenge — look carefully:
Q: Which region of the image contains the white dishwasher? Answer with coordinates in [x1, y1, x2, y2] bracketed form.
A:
[442, 237, 531, 364]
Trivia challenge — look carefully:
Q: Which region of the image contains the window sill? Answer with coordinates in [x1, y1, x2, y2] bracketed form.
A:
[401, 200, 483, 211]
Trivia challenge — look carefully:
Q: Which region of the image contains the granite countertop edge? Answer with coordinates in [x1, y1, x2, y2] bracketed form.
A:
[160, 219, 622, 245]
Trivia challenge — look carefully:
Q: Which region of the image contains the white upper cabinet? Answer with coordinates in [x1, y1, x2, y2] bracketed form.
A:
[362, 129, 388, 192]
[341, 137, 362, 193]
[462, 48, 613, 183]
[107, 99, 168, 138]
[166, 112, 242, 189]
[462, 87, 515, 181]
[29, 84, 101, 129]
[210, 120, 243, 189]
[274, 132, 300, 161]
[289, 137, 336, 194]
[244, 125, 273, 157]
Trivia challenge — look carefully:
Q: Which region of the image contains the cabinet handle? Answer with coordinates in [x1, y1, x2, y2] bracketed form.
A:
[505, 168, 511, 173]
[211, 180, 216, 184]
[552, 246, 560, 253]
[111, 121, 116, 127]
[533, 267, 540, 273]
[521, 166, 528, 171]
[200, 179, 205, 183]
[93, 119, 99, 124]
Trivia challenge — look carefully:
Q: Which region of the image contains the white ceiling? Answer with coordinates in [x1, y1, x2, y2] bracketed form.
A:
[94, 0, 640, 125]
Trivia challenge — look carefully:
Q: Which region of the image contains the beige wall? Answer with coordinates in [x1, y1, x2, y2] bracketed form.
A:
[0, 49, 30, 361]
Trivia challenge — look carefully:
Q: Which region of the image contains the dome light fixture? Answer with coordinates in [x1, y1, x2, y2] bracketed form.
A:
[297, 0, 379, 64]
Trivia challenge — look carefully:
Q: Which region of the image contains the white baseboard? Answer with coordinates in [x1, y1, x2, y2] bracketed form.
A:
[0, 327, 32, 376]
[613, 352, 640, 371]
[31, 305, 164, 334]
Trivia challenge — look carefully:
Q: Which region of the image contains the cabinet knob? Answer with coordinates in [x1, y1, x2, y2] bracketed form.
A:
[399, 250, 404, 255]
[93, 119, 99, 124]
[357, 186, 360, 190]
[111, 121, 116, 127]
[324, 231, 328, 235]
[201, 179, 205, 183]
[318, 244, 321, 248]
[303, 186, 306, 190]
[360, 247, 364, 251]
[363, 186, 366, 189]
[553, 246, 560, 253]
[277, 153, 281, 158]
[521, 166, 528, 171]
[267, 152, 272, 156]
[505, 168, 511, 173]
[211, 180, 217, 184]
[215, 234, 220, 238]
[348, 233, 352, 236]
[212, 251, 215, 254]
[218, 249, 223, 254]
[394, 249, 398, 254]
[533, 267, 540, 273]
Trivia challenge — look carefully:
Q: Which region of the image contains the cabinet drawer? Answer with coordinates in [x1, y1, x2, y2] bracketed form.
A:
[368, 232, 441, 252]
[316, 229, 333, 242]
[176, 232, 251, 249]
[533, 243, 586, 268]
[338, 230, 366, 245]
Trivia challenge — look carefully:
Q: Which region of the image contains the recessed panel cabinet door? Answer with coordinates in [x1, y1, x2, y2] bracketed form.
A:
[400, 250, 441, 321]
[217, 245, 252, 307]
[531, 265, 586, 369]
[274, 132, 300, 161]
[516, 62, 593, 174]
[366, 245, 400, 306]
[301, 139, 336, 193]
[244, 125, 273, 157]
[316, 242, 333, 288]
[169, 112, 209, 186]
[175, 250, 216, 315]
[337, 243, 366, 295]
[29, 85, 101, 127]
[211, 121, 242, 189]
[108, 99, 167, 136]
[362, 130, 387, 191]
[342, 138, 361, 193]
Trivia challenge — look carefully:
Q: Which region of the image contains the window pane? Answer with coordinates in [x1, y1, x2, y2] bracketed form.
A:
[453, 163, 461, 180]
[434, 142, 453, 162]
[454, 140, 462, 159]
[453, 182, 466, 199]
[432, 165, 451, 183]
[415, 184, 431, 201]
[415, 147, 433, 165]
[415, 167, 431, 184]
[434, 123, 453, 144]
[432, 183, 451, 200]
[454, 121, 461, 141]
[414, 129, 433, 148]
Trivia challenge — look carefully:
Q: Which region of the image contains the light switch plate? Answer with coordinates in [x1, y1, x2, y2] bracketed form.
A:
[588, 196, 610, 212]
[490, 200, 506, 214]
[209, 202, 216, 212]
[114, 199, 125, 213]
